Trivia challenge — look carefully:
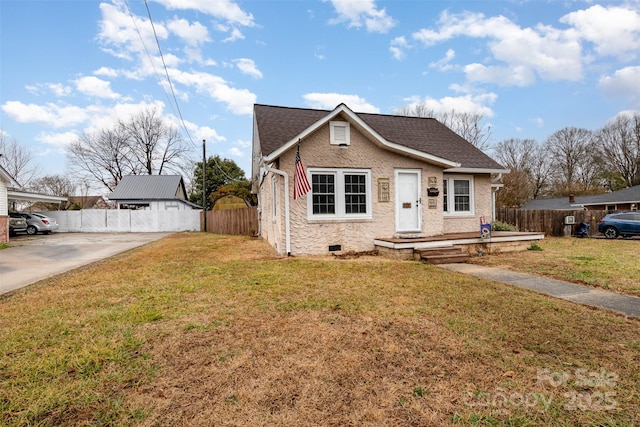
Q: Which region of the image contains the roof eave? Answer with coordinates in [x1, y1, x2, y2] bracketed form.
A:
[444, 167, 511, 174]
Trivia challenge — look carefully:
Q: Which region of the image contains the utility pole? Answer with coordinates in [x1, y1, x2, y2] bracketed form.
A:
[202, 139, 207, 232]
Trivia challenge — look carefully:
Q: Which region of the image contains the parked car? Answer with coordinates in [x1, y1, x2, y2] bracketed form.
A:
[19, 212, 59, 235]
[597, 212, 640, 239]
[8, 212, 28, 236]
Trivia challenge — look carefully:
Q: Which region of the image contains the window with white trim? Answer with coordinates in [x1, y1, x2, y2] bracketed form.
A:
[442, 175, 474, 215]
[307, 168, 371, 219]
[330, 121, 350, 146]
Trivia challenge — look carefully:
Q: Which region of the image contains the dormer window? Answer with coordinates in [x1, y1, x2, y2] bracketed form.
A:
[330, 121, 350, 146]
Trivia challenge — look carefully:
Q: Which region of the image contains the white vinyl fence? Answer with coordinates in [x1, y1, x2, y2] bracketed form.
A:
[42, 210, 201, 233]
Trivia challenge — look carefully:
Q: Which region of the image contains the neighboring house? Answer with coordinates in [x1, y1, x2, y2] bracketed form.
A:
[522, 185, 640, 212]
[109, 175, 201, 210]
[0, 164, 21, 243]
[252, 103, 509, 256]
[64, 195, 112, 210]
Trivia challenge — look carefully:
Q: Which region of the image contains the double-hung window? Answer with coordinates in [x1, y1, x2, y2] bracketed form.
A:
[443, 175, 474, 215]
[308, 168, 371, 220]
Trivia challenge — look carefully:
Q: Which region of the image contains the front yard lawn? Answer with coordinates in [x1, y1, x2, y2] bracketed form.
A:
[471, 236, 640, 297]
[1, 233, 638, 426]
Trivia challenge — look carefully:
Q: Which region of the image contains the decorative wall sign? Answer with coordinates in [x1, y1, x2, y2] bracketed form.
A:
[378, 178, 390, 202]
[428, 176, 438, 187]
[428, 198, 437, 209]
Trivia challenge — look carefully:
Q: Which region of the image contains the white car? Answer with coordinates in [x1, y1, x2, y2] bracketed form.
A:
[19, 212, 60, 235]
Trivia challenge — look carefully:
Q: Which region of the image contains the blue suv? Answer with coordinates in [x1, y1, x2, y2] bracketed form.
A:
[598, 212, 640, 239]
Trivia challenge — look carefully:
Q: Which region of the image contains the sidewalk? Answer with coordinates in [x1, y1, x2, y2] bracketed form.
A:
[438, 263, 640, 319]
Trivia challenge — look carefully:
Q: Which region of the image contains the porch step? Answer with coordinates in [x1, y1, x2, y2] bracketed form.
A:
[416, 247, 470, 264]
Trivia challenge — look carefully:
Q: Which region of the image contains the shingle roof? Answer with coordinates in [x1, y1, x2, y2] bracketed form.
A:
[109, 175, 186, 200]
[521, 185, 640, 210]
[582, 184, 640, 205]
[254, 104, 505, 170]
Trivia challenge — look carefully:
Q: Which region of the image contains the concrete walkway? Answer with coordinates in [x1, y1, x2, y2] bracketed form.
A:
[439, 263, 640, 319]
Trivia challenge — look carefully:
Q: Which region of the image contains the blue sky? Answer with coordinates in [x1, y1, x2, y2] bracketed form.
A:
[1, 0, 639, 186]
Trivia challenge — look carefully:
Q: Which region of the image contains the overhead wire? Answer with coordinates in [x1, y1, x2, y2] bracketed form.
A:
[137, 0, 240, 182]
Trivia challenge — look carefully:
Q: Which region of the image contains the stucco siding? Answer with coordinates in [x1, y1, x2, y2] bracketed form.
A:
[442, 175, 493, 234]
[263, 119, 456, 255]
[259, 172, 286, 254]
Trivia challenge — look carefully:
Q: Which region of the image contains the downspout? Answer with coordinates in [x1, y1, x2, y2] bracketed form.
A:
[491, 173, 503, 222]
[262, 165, 291, 256]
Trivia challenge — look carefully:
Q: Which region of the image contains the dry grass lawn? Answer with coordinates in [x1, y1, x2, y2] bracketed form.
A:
[471, 237, 640, 297]
[1, 233, 639, 426]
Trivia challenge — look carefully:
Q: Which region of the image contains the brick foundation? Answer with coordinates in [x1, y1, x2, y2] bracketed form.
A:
[0, 216, 8, 244]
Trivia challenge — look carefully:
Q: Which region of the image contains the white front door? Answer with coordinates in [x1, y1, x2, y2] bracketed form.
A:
[395, 170, 421, 233]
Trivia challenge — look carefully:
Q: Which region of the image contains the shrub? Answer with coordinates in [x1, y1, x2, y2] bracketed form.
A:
[492, 220, 517, 232]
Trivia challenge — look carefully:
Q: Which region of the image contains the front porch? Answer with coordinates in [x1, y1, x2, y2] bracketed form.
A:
[374, 231, 545, 261]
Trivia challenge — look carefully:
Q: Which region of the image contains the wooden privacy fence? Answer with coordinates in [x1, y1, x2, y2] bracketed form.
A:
[496, 208, 609, 237]
[203, 207, 259, 236]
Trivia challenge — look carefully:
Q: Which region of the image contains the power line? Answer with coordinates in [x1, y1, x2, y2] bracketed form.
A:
[142, 0, 196, 147]
[130, 0, 242, 183]
[122, 0, 177, 122]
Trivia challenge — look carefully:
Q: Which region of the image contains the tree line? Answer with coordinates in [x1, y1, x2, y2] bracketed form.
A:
[2, 105, 639, 210]
[397, 104, 640, 208]
[1, 107, 251, 209]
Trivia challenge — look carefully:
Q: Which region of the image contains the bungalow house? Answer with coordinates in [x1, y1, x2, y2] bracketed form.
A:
[0, 164, 20, 243]
[252, 103, 511, 256]
[109, 175, 201, 210]
[522, 185, 640, 212]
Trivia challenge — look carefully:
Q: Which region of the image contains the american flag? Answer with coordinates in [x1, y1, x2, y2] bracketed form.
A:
[293, 144, 311, 200]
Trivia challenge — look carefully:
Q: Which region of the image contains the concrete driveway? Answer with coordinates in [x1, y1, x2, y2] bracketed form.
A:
[0, 232, 172, 295]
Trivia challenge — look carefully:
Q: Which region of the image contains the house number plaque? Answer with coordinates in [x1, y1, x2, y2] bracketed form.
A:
[378, 178, 390, 202]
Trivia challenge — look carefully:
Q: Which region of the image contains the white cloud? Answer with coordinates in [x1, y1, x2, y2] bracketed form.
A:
[169, 69, 256, 115]
[75, 76, 120, 99]
[223, 27, 245, 43]
[390, 36, 409, 60]
[94, 67, 119, 77]
[411, 10, 583, 85]
[401, 91, 497, 118]
[36, 131, 79, 149]
[1, 101, 89, 128]
[599, 66, 640, 106]
[167, 18, 210, 46]
[234, 58, 263, 79]
[561, 5, 640, 61]
[152, 0, 255, 27]
[429, 49, 456, 71]
[328, 0, 396, 33]
[178, 121, 226, 144]
[228, 147, 243, 157]
[464, 63, 536, 87]
[531, 117, 544, 127]
[25, 83, 73, 97]
[303, 93, 380, 113]
[98, 2, 167, 59]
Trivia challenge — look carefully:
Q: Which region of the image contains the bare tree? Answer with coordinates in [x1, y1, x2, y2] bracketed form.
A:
[527, 143, 556, 199]
[545, 127, 596, 195]
[29, 175, 76, 196]
[67, 126, 133, 191]
[494, 138, 554, 206]
[119, 108, 189, 175]
[593, 113, 640, 188]
[0, 133, 38, 187]
[395, 105, 492, 151]
[66, 107, 190, 191]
